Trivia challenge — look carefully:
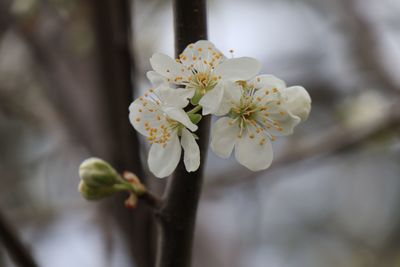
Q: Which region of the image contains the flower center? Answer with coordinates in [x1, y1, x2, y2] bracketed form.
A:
[144, 115, 180, 147]
[188, 72, 219, 93]
[229, 96, 262, 138]
[231, 96, 258, 120]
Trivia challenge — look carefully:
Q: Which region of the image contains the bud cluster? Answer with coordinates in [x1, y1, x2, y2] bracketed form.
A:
[78, 158, 145, 208]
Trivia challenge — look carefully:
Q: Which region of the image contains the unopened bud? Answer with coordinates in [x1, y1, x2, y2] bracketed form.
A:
[79, 158, 120, 187]
[78, 180, 117, 200]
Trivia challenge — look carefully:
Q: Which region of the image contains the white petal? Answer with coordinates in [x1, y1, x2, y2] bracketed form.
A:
[154, 86, 195, 108]
[199, 83, 225, 115]
[146, 71, 167, 86]
[163, 107, 198, 132]
[261, 112, 301, 136]
[210, 117, 238, 158]
[129, 99, 165, 137]
[234, 133, 273, 171]
[281, 86, 312, 122]
[214, 57, 261, 81]
[253, 83, 284, 107]
[181, 40, 225, 67]
[180, 128, 200, 172]
[215, 81, 242, 116]
[252, 74, 286, 91]
[150, 53, 182, 79]
[148, 133, 181, 178]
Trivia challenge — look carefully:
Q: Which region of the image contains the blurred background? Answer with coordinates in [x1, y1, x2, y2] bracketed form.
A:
[1, 0, 400, 266]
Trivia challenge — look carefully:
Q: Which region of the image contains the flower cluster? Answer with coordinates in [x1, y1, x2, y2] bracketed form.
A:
[129, 40, 311, 178]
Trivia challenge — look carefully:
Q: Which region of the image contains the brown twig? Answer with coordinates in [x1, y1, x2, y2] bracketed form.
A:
[0, 210, 39, 267]
[340, 0, 400, 94]
[154, 1, 208, 267]
[140, 191, 162, 210]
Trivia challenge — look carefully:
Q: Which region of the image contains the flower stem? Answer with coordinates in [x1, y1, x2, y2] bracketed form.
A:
[187, 105, 202, 114]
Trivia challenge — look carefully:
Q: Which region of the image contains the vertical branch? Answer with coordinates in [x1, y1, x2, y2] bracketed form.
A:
[0, 211, 39, 267]
[91, 0, 142, 172]
[90, 1, 155, 267]
[155, 1, 208, 267]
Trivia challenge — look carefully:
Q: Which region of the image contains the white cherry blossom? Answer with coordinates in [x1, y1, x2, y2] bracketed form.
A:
[129, 86, 200, 178]
[147, 40, 261, 115]
[210, 75, 311, 171]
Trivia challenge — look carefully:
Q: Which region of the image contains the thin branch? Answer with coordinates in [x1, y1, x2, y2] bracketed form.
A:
[340, 0, 400, 94]
[0, 210, 39, 267]
[155, 1, 208, 267]
[140, 191, 162, 210]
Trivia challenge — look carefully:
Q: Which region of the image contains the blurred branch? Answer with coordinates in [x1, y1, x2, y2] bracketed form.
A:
[0, 0, 102, 152]
[88, 1, 156, 266]
[340, 0, 400, 94]
[1, 1, 156, 266]
[0, 210, 39, 267]
[207, 101, 400, 191]
[140, 190, 162, 210]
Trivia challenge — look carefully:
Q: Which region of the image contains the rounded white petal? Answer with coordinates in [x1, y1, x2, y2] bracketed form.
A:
[163, 107, 198, 132]
[214, 57, 261, 81]
[148, 133, 181, 178]
[181, 40, 225, 67]
[146, 71, 167, 86]
[199, 84, 225, 115]
[129, 99, 165, 137]
[180, 128, 200, 172]
[252, 74, 286, 91]
[154, 86, 195, 108]
[281, 86, 312, 122]
[210, 117, 238, 158]
[261, 112, 301, 136]
[150, 53, 182, 79]
[215, 81, 242, 116]
[234, 133, 273, 171]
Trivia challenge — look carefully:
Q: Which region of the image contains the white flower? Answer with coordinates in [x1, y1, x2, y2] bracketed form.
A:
[210, 75, 311, 171]
[147, 40, 261, 115]
[129, 86, 200, 178]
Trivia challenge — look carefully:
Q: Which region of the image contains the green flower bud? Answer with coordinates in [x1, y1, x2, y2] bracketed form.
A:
[78, 180, 117, 200]
[79, 158, 120, 187]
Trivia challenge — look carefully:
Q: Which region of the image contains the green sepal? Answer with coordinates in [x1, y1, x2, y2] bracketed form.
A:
[190, 89, 203, 105]
[78, 181, 120, 200]
[188, 113, 202, 124]
[192, 133, 199, 140]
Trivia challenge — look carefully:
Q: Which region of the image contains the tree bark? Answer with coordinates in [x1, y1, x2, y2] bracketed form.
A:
[0, 211, 39, 267]
[155, 1, 208, 267]
[90, 1, 155, 266]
